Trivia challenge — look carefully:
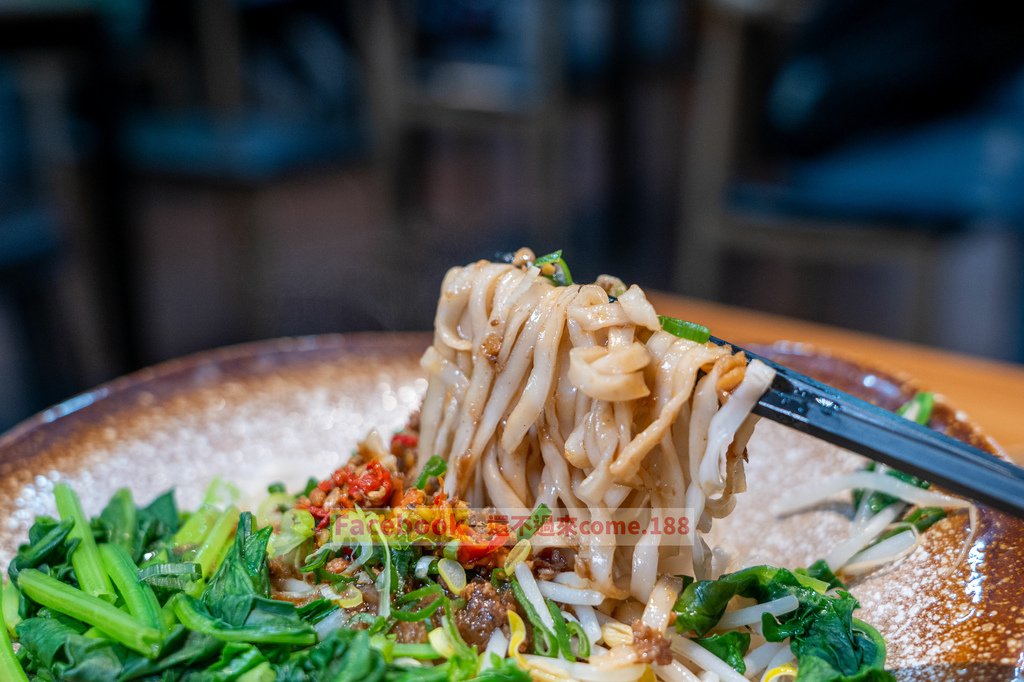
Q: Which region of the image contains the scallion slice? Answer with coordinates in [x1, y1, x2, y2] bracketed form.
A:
[534, 250, 573, 286]
[658, 315, 711, 343]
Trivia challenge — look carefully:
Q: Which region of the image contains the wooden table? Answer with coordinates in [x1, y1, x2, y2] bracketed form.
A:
[651, 293, 1024, 463]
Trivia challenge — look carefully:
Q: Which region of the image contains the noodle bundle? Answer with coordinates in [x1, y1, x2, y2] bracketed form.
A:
[417, 249, 776, 602]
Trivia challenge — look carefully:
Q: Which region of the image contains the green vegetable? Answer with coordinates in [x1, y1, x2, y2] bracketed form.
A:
[796, 559, 846, 591]
[851, 462, 931, 517]
[17, 568, 162, 657]
[545, 599, 576, 661]
[693, 631, 750, 674]
[16, 616, 124, 680]
[565, 619, 590, 658]
[170, 594, 316, 646]
[97, 544, 163, 631]
[98, 489, 137, 558]
[534, 250, 573, 286]
[139, 561, 202, 591]
[0, 577, 27, 681]
[869, 507, 947, 549]
[658, 315, 711, 343]
[54, 483, 116, 602]
[6, 518, 73, 583]
[394, 583, 444, 622]
[517, 503, 551, 540]
[509, 579, 556, 656]
[194, 506, 239, 581]
[897, 392, 934, 425]
[2, 577, 20, 637]
[416, 455, 448, 489]
[269, 508, 315, 558]
[672, 565, 894, 682]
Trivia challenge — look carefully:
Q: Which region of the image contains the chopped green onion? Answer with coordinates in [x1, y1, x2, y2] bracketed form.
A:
[393, 583, 444, 622]
[54, 483, 115, 602]
[266, 482, 286, 494]
[534, 250, 573, 286]
[897, 392, 934, 426]
[518, 504, 551, 540]
[658, 315, 711, 343]
[510, 579, 557, 656]
[566, 619, 590, 658]
[546, 599, 575, 661]
[416, 455, 448, 489]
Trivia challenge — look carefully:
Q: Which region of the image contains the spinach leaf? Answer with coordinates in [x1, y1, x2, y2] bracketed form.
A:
[17, 617, 125, 681]
[202, 513, 271, 626]
[118, 626, 223, 680]
[673, 565, 895, 682]
[796, 559, 846, 591]
[693, 632, 749, 674]
[7, 519, 75, 584]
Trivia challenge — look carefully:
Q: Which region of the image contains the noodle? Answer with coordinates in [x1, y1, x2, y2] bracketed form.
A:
[418, 250, 776, 599]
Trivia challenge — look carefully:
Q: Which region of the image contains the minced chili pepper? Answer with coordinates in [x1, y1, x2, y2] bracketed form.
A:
[391, 433, 418, 450]
[343, 461, 393, 506]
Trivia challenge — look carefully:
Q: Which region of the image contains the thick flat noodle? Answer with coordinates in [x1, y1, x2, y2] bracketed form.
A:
[419, 250, 775, 599]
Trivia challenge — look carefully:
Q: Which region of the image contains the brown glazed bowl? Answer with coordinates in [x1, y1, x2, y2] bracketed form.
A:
[0, 333, 1021, 681]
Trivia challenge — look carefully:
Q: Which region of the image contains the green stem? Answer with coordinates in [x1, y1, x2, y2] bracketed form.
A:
[98, 544, 163, 631]
[17, 568, 162, 658]
[2, 578, 21, 637]
[173, 507, 218, 551]
[194, 507, 239, 580]
[54, 483, 115, 601]
[0, 578, 27, 682]
[391, 643, 443, 660]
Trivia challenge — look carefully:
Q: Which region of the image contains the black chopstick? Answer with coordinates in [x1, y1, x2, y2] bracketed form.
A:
[712, 336, 1024, 520]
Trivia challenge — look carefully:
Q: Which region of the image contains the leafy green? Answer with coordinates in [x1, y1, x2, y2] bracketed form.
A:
[796, 559, 846, 591]
[672, 565, 894, 682]
[171, 594, 316, 646]
[7, 518, 75, 584]
[97, 489, 137, 558]
[693, 631, 749, 674]
[852, 394, 936, 517]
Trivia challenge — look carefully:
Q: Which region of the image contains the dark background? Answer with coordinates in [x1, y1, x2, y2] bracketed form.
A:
[1, 0, 1023, 429]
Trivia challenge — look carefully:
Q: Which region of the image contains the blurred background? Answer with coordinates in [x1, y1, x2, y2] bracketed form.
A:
[0, 0, 1023, 429]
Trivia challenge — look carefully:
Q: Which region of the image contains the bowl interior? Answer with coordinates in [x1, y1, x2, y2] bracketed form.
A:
[0, 333, 1019, 680]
